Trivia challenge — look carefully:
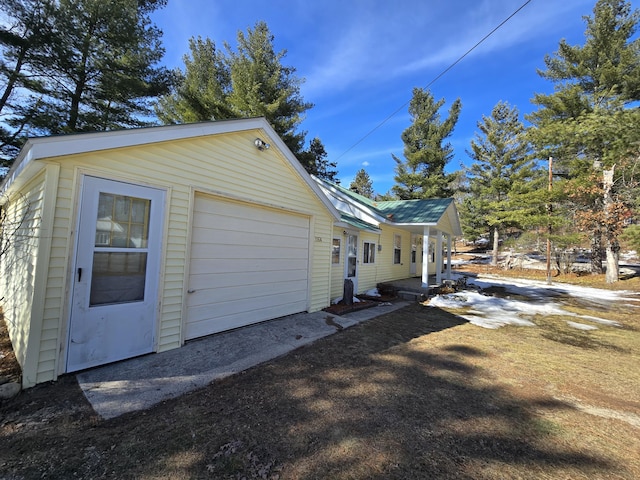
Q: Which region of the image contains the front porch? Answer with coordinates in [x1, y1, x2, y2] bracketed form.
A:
[377, 276, 437, 301]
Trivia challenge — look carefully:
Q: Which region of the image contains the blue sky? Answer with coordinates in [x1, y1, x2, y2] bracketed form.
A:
[151, 0, 632, 195]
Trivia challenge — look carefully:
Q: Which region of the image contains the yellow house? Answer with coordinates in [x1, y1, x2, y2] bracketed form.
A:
[314, 179, 462, 300]
[0, 117, 462, 389]
[0, 118, 340, 388]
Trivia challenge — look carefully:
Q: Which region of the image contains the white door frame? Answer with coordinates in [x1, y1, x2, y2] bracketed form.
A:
[66, 176, 165, 372]
[344, 232, 358, 294]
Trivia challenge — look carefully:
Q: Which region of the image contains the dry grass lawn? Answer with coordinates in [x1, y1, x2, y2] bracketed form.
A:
[1, 268, 639, 479]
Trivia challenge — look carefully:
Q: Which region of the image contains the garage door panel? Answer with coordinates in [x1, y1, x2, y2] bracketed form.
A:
[194, 200, 308, 227]
[189, 282, 306, 310]
[191, 229, 308, 249]
[192, 222, 308, 245]
[189, 242, 308, 261]
[186, 194, 310, 340]
[188, 257, 309, 275]
[186, 299, 308, 339]
[186, 291, 307, 331]
[194, 204, 308, 232]
[189, 269, 309, 290]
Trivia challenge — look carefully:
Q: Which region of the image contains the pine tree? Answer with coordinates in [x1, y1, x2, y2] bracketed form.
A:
[28, 0, 171, 135]
[297, 137, 339, 182]
[466, 102, 544, 265]
[0, 0, 56, 162]
[527, 0, 640, 282]
[392, 88, 461, 199]
[155, 22, 321, 174]
[349, 168, 374, 198]
[620, 224, 640, 252]
[154, 36, 231, 124]
[225, 21, 313, 156]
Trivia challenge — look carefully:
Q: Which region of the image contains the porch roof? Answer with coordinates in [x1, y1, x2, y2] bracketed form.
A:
[339, 213, 381, 233]
[374, 198, 454, 224]
[316, 178, 458, 227]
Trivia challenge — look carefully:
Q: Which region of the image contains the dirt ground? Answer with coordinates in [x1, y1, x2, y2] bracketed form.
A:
[1, 266, 639, 479]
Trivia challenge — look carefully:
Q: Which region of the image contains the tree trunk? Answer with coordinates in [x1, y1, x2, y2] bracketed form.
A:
[605, 241, 620, 283]
[591, 232, 604, 274]
[603, 167, 619, 284]
[491, 226, 499, 266]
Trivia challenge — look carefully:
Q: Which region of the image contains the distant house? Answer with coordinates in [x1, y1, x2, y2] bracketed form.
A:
[313, 179, 462, 299]
[0, 118, 461, 389]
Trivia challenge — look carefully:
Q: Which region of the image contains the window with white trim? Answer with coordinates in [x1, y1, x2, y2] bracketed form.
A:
[363, 241, 375, 264]
[393, 234, 402, 264]
[332, 238, 341, 264]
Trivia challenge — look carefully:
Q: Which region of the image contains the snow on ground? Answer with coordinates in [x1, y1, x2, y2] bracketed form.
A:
[428, 273, 639, 330]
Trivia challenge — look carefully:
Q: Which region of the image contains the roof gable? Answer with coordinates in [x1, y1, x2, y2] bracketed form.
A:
[314, 177, 461, 235]
[1, 118, 342, 221]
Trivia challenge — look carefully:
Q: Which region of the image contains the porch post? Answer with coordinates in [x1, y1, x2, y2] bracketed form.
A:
[435, 230, 443, 285]
[421, 226, 430, 287]
[446, 234, 452, 280]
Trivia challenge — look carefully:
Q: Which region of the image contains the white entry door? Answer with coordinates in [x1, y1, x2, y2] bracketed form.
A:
[67, 176, 165, 372]
[345, 233, 358, 294]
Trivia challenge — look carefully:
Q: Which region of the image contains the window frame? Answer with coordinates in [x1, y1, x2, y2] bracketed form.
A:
[332, 238, 341, 264]
[393, 234, 402, 264]
[363, 241, 376, 264]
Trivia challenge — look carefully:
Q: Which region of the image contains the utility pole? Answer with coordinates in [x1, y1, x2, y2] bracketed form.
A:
[546, 157, 553, 285]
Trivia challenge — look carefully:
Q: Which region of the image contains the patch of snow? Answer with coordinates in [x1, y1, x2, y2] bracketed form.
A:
[577, 315, 620, 326]
[567, 321, 598, 330]
[364, 288, 381, 297]
[427, 275, 631, 329]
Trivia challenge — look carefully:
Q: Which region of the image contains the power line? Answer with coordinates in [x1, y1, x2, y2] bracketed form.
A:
[334, 0, 534, 162]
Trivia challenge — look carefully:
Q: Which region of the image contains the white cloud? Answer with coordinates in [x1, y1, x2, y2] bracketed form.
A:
[302, 0, 589, 98]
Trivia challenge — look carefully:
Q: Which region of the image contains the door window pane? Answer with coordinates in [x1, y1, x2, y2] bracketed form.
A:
[95, 193, 150, 248]
[332, 238, 341, 264]
[90, 252, 147, 306]
[347, 234, 357, 277]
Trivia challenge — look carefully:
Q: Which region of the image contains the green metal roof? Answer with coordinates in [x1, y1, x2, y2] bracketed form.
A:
[323, 179, 454, 224]
[339, 213, 381, 232]
[374, 198, 454, 224]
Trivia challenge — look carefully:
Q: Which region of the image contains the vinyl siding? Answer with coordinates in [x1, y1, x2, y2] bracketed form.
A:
[39, 128, 333, 376]
[376, 226, 413, 282]
[0, 169, 47, 386]
[355, 231, 381, 294]
[329, 226, 419, 297]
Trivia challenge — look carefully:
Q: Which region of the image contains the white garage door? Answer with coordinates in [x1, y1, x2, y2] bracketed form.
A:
[186, 194, 310, 340]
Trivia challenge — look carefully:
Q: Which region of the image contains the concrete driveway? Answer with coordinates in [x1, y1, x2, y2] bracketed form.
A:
[76, 302, 408, 419]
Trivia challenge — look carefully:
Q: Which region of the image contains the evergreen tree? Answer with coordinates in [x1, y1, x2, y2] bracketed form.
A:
[155, 36, 231, 124]
[157, 22, 313, 156]
[27, 0, 171, 135]
[620, 224, 640, 252]
[392, 88, 461, 199]
[528, 0, 640, 282]
[155, 22, 321, 174]
[0, 0, 56, 162]
[225, 21, 312, 156]
[298, 137, 339, 183]
[349, 168, 374, 198]
[466, 102, 544, 265]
